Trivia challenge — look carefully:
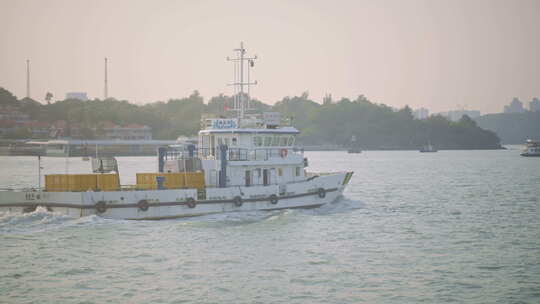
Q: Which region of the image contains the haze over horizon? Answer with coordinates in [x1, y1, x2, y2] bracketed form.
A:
[1, 0, 539, 114]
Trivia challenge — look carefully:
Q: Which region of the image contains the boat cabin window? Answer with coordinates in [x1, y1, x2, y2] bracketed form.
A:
[232, 137, 237, 146]
[264, 136, 272, 146]
[295, 167, 301, 176]
[288, 136, 295, 146]
[272, 136, 280, 146]
[253, 136, 263, 147]
[200, 135, 210, 149]
[280, 137, 288, 146]
[245, 170, 251, 186]
[278, 168, 283, 176]
[217, 137, 231, 147]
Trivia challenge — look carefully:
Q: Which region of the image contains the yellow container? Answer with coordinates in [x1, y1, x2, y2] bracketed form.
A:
[165, 173, 185, 189]
[96, 174, 120, 191]
[135, 172, 204, 190]
[45, 174, 70, 192]
[136, 173, 158, 190]
[184, 172, 205, 190]
[67, 174, 97, 192]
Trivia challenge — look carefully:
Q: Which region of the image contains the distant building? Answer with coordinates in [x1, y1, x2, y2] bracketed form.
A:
[504, 97, 526, 113]
[438, 110, 481, 122]
[65, 92, 88, 101]
[0, 109, 30, 123]
[529, 97, 540, 112]
[23, 121, 51, 138]
[102, 122, 152, 140]
[413, 108, 429, 119]
[49, 120, 83, 138]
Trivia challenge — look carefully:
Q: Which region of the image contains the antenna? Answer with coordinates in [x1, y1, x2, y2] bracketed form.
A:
[26, 59, 30, 98]
[104, 57, 108, 99]
[227, 42, 257, 120]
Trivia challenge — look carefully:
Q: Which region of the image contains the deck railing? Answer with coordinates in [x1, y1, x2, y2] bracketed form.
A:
[165, 147, 304, 161]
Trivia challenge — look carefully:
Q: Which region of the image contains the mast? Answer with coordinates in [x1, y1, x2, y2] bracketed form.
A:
[26, 59, 30, 98]
[227, 42, 257, 120]
[104, 57, 108, 99]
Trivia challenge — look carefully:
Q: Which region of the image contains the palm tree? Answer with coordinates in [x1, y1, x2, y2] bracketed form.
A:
[45, 92, 53, 104]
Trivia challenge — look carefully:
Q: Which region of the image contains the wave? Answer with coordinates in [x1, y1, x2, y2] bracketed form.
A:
[0, 207, 112, 234]
[171, 196, 364, 228]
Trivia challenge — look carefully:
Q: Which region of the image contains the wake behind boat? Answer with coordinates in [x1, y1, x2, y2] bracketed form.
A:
[0, 43, 353, 220]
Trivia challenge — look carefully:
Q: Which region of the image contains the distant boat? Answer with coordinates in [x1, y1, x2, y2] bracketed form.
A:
[420, 143, 437, 153]
[520, 139, 540, 157]
[347, 135, 362, 154]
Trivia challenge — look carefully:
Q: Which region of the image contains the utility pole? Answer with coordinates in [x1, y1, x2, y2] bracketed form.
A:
[104, 57, 108, 100]
[26, 59, 30, 98]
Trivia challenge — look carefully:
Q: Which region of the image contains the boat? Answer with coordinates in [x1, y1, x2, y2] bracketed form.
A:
[521, 139, 540, 157]
[347, 135, 362, 153]
[0, 43, 354, 220]
[419, 143, 437, 153]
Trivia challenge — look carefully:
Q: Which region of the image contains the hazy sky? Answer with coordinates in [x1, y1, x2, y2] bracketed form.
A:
[1, 0, 539, 113]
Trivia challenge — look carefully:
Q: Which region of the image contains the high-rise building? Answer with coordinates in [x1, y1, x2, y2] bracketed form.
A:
[504, 97, 526, 113]
[529, 97, 540, 112]
[65, 92, 89, 101]
[413, 107, 429, 119]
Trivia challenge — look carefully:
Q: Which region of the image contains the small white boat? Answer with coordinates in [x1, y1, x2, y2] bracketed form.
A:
[0, 43, 353, 220]
[347, 135, 362, 153]
[521, 139, 540, 157]
[420, 143, 437, 153]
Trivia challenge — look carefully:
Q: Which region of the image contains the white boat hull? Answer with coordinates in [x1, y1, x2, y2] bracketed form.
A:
[0, 172, 353, 220]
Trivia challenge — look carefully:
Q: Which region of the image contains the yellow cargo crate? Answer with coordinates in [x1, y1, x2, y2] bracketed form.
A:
[184, 172, 205, 190]
[136, 173, 158, 190]
[96, 174, 120, 191]
[67, 174, 97, 192]
[136, 173, 182, 190]
[45, 174, 70, 192]
[135, 172, 204, 190]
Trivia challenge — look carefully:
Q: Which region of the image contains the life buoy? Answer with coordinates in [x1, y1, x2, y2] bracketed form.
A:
[186, 197, 196, 208]
[269, 194, 278, 205]
[137, 199, 149, 211]
[233, 196, 243, 207]
[317, 188, 326, 199]
[95, 201, 107, 213]
[280, 149, 288, 158]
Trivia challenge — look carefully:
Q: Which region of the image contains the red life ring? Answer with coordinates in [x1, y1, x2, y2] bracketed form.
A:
[280, 149, 288, 158]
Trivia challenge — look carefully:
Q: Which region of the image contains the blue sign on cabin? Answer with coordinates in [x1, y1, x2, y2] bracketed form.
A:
[211, 119, 238, 129]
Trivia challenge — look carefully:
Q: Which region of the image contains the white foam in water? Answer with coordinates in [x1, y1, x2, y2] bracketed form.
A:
[0, 206, 117, 234]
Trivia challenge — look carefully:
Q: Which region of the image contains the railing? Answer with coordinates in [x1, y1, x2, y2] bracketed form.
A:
[164, 149, 194, 160]
[191, 147, 304, 161]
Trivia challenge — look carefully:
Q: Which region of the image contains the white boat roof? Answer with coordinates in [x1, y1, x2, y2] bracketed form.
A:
[199, 127, 300, 135]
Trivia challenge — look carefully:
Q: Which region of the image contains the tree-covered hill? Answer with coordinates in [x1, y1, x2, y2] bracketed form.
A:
[0, 87, 502, 149]
[475, 112, 540, 144]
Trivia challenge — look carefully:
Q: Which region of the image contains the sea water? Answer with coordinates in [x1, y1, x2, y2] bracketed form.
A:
[1, 148, 539, 303]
